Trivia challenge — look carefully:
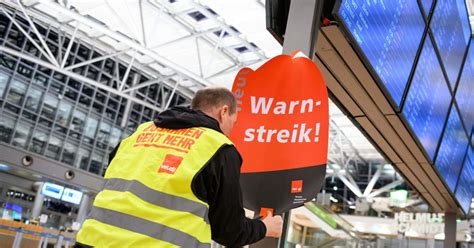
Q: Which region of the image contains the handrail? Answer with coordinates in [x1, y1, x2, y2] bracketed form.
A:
[0, 224, 76, 248]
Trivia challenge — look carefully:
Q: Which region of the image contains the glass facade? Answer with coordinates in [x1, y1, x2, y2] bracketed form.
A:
[0, 10, 190, 176]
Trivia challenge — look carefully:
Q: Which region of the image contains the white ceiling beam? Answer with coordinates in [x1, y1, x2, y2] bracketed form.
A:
[164, 78, 180, 109]
[150, 27, 221, 49]
[146, 0, 242, 65]
[37, 0, 211, 87]
[64, 49, 130, 70]
[336, 172, 363, 197]
[119, 53, 136, 92]
[189, 1, 266, 60]
[61, 23, 78, 68]
[138, 0, 147, 47]
[363, 165, 383, 197]
[16, 0, 59, 67]
[0, 8, 57, 65]
[122, 75, 174, 94]
[368, 180, 404, 199]
[0, 45, 163, 113]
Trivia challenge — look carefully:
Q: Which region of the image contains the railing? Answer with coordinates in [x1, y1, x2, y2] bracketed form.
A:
[0, 224, 76, 248]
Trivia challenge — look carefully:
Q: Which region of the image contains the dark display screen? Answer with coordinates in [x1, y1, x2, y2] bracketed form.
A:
[430, 0, 471, 89]
[435, 107, 469, 192]
[456, 42, 474, 134]
[336, 0, 472, 215]
[403, 37, 452, 160]
[455, 148, 473, 214]
[338, 0, 425, 107]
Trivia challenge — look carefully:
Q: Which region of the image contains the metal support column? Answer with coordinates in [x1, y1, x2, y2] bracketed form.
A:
[251, 0, 324, 247]
[31, 182, 44, 219]
[281, 0, 324, 58]
[12, 231, 23, 248]
[277, 212, 291, 247]
[0, 185, 8, 204]
[444, 212, 457, 248]
[76, 193, 92, 225]
[280, 0, 324, 247]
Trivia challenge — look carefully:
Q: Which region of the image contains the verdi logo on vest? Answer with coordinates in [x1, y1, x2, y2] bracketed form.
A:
[159, 154, 184, 174]
[230, 52, 329, 215]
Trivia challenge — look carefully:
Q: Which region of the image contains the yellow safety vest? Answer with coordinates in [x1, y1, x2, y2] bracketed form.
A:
[77, 121, 233, 247]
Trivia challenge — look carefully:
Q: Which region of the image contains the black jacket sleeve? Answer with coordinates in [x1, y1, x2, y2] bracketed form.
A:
[192, 145, 266, 247]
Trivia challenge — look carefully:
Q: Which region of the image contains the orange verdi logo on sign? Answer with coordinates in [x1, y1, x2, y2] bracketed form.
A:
[291, 180, 303, 193]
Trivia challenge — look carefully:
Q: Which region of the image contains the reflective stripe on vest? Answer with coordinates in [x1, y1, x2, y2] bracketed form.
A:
[103, 178, 210, 223]
[88, 206, 210, 248]
[77, 122, 233, 247]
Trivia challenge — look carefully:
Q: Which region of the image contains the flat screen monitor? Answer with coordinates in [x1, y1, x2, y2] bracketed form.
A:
[61, 188, 83, 205]
[265, 0, 291, 44]
[3, 203, 22, 220]
[430, 0, 471, 89]
[455, 148, 474, 215]
[402, 36, 452, 161]
[41, 182, 64, 200]
[435, 106, 469, 192]
[456, 42, 474, 133]
[337, 0, 425, 107]
[11, 204, 22, 220]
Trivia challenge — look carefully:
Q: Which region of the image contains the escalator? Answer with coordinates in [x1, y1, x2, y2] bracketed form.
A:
[283, 201, 365, 247]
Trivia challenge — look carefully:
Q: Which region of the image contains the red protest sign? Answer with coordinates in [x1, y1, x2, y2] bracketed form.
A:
[230, 52, 329, 215]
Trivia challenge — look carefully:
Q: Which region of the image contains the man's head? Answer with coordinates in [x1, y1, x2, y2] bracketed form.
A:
[191, 87, 237, 136]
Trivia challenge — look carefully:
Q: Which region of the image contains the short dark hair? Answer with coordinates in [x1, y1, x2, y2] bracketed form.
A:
[191, 87, 237, 114]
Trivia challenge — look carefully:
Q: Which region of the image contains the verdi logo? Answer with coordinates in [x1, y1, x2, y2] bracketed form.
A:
[291, 180, 303, 193]
[158, 154, 183, 175]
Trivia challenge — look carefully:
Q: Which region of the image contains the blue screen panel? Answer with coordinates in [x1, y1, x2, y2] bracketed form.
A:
[420, 0, 434, 15]
[61, 188, 83, 205]
[42, 182, 64, 199]
[403, 37, 452, 160]
[456, 42, 474, 134]
[338, 0, 425, 107]
[455, 148, 473, 214]
[430, 0, 471, 89]
[435, 107, 469, 192]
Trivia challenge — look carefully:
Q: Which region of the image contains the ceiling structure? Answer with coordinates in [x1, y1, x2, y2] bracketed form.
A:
[0, 0, 411, 211]
[1, 0, 473, 224]
[1, 0, 386, 164]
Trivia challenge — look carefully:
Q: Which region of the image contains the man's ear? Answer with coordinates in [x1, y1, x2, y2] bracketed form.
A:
[220, 105, 229, 118]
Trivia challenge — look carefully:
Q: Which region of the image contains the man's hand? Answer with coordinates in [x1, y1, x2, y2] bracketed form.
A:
[261, 211, 283, 238]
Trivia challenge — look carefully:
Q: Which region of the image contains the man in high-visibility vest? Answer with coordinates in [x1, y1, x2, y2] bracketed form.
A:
[75, 87, 282, 247]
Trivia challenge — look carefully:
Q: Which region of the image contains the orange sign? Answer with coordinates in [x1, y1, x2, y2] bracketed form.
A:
[230, 52, 329, 173]
[231, 52, 329, 214]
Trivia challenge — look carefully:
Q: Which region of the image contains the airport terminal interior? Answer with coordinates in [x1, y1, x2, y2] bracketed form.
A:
[0, 0, 473, 247]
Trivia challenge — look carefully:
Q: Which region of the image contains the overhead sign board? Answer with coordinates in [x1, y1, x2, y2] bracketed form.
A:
[42, 182, 64, 200]
[61, 188, 83, 205]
